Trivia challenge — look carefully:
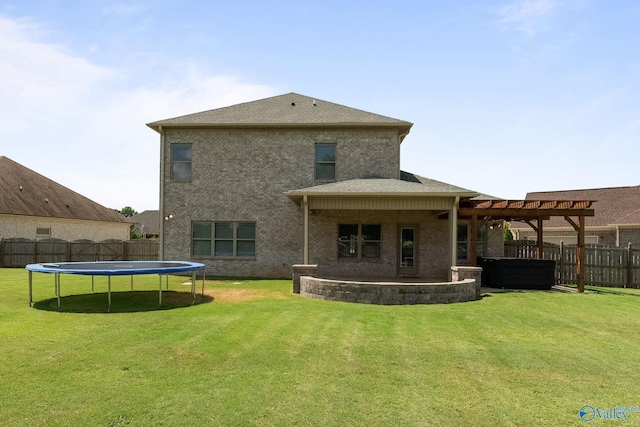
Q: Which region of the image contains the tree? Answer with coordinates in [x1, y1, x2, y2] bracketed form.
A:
[504, 222, 514, 241]
[119, 206, 138, 218]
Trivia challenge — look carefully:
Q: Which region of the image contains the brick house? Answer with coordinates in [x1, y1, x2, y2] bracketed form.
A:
[148, 93, 503, 279]
[510, 186, 640, 247]
[0, 156, 131, 241]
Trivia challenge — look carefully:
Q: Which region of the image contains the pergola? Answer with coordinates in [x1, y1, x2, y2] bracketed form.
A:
[458, 200, 595, 292]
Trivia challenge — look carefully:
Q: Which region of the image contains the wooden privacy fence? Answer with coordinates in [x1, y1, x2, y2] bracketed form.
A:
[504, 240, 640, 288]
[0, 238, 159, 268]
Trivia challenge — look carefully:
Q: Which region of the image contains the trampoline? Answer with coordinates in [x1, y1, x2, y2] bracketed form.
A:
[26, 261, 205, 312]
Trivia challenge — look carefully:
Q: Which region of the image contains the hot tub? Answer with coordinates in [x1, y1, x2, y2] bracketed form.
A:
[478, 257, 556, 290]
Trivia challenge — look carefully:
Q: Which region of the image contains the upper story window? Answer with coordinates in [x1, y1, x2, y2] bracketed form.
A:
[171, 143, 192, 181]
[457, 223, 487, 261]
[338, 224, 381, 260]
[315, 144, 336, 181]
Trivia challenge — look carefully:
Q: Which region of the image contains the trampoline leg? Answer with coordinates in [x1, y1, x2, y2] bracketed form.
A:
[159, 275, 163, 307]
[29, 270, 33, 307]
[201, 268, 205, 297]
[166, 275, 169, 290]
[131, 275, 134, 291]
[56, 273, 61, 311]
[107, 276, 112, 313]
[191, 271, 196, 304]
[91, 276, 95, 293]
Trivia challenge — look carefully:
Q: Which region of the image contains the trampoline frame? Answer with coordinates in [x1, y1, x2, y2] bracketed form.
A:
[26, 261, 206, 312]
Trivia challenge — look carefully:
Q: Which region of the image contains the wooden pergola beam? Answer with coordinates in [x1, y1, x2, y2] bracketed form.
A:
[458, 208, 593, 218]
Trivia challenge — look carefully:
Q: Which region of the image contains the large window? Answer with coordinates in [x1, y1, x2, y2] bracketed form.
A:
[338, 224, 381, 259]
[192, 221, 256, 258]
[171, 143, 192, 181]
[457, 223, 487, 261]
[315, 144, 336, 181]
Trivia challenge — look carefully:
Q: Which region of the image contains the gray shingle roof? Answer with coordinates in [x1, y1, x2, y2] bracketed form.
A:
[0, 156, 130, 223]
[147, 93, 413, 130]
[130, 210, 160, 235]
[285, 171, 478, 200]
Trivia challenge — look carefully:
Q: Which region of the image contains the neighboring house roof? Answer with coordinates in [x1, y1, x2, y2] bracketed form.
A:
[510, 185, 640, 229]
[130, 210, 160, 235]
[286, 171, 478, 202]
[0, 156, 130, 224]
[147, 92, 413, 135]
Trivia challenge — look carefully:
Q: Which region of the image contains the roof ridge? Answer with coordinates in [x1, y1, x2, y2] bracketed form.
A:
[147, 92, 413, 129]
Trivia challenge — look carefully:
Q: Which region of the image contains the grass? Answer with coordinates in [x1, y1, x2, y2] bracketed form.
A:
[2, 269, 640, 426]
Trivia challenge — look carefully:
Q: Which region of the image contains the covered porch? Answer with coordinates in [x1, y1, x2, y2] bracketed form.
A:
[285, 174, 479, 281]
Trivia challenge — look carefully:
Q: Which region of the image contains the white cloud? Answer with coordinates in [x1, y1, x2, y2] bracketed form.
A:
[498, 0, 560, 36]
[0, 14, 278, 211]
[0, 16, 118, 132]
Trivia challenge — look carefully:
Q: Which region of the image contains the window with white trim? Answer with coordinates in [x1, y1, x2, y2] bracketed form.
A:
[192, 222, 256, 258]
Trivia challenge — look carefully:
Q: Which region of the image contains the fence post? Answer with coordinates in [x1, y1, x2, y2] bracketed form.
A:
[0, 238, 3, 268]
[559, 241, 564, 285]
[627, 243, 632, 289]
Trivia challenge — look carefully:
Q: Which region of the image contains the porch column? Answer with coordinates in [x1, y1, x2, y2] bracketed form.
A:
[450, 197, 459, 278]
[303, 195, 309, 264]
[564, 215, 587, 293]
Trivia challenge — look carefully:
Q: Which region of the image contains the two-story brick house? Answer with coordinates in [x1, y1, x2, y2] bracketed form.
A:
[148, 93, 503, 279]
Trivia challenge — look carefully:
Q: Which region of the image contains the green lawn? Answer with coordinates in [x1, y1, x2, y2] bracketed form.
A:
[2, 268, 640, 426]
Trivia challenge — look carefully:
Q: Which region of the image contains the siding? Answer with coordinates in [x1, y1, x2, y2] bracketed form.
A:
[0, 214, 130, 242]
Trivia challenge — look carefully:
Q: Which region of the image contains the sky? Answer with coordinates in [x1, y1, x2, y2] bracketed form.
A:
[1, 1, 639, 212]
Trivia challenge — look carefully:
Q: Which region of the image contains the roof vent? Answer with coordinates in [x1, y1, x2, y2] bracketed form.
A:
[45, 198, 48, 203]
[313, 100, 317, 106]
[291, 102, 295, 106]
[19, 185, 23, 192]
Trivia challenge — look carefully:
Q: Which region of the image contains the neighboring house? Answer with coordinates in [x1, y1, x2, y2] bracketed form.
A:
[0, 156, 131, 241]
[148, 93, 504, 279]
[510, 186, 640, 246]
[130, 210, 160, 238]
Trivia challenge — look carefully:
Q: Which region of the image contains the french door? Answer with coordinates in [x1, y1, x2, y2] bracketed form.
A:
[398, 225, 419, 276]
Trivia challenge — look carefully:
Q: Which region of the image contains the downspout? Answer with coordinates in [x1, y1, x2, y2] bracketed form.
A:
[450, 196, 460, 278]
[158, 126, 165, 261]
[303, 195, 309, 264]
[616, 225, 620, 247]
